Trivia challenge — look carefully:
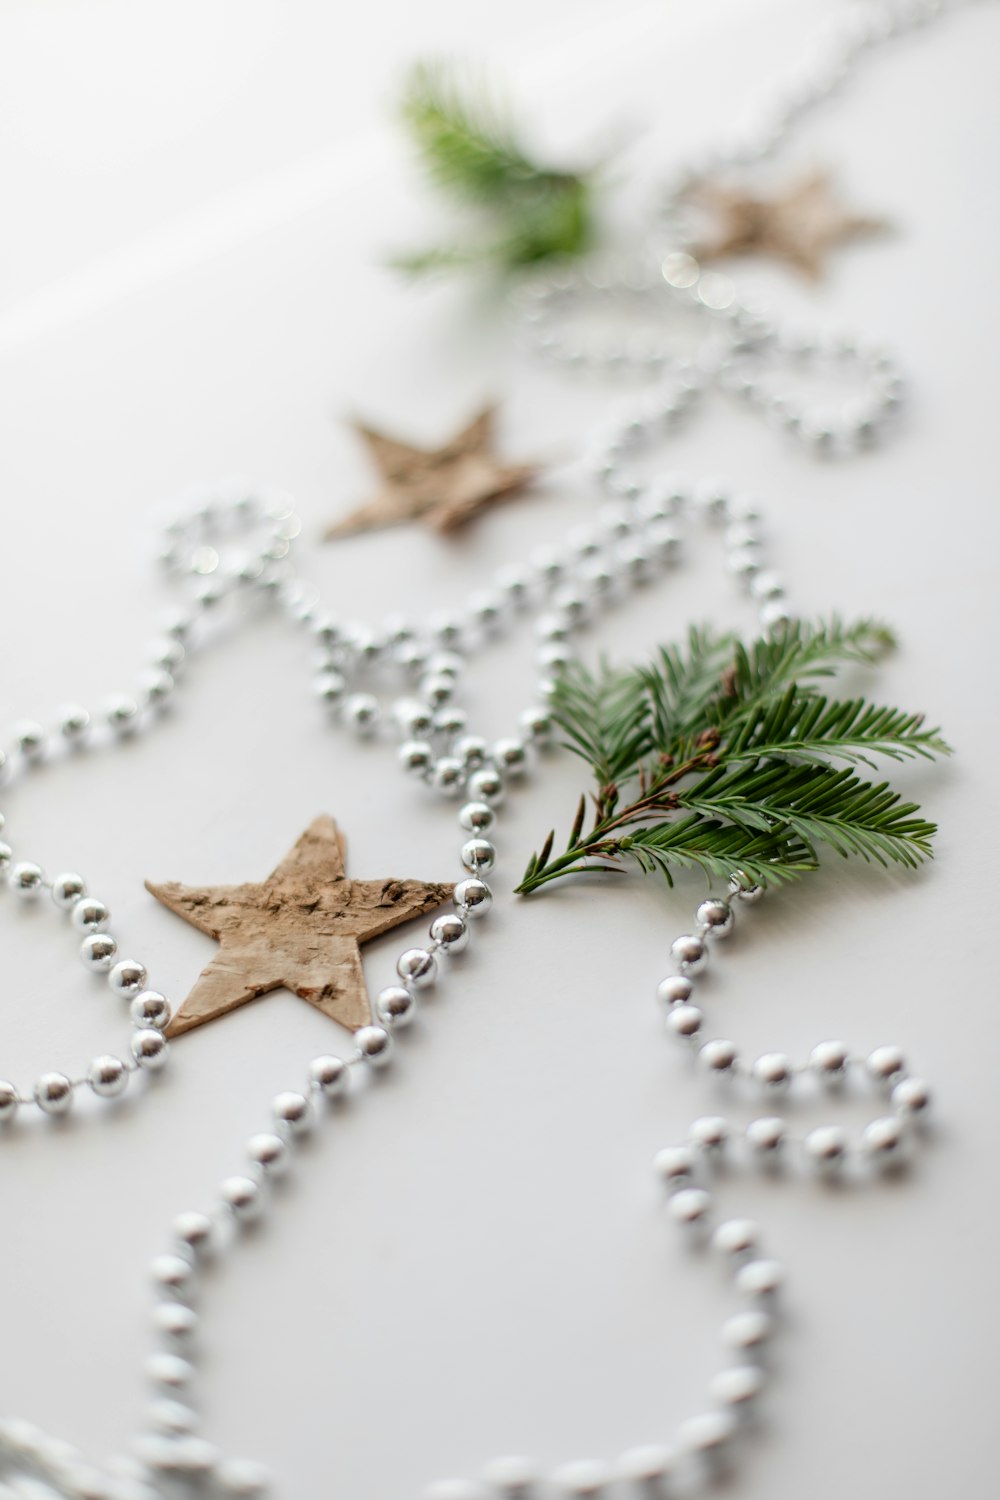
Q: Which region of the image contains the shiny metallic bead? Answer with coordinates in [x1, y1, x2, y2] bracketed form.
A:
[220, 1175, 263, 1224]
[666, 1002, 703, 1040]
[519, 707, 553, 745]
[149, 636, 186, 673]
[146, 1352, 195, 1390]
[710, 1364, 766, 1414]
[151, 1253, 197, 1302]
[0, 1080, 19, 1123]
[493, 738, 529, 776]
[51, 872, 86, 908]
[141, 667, 176, 706]
[862, 1116, 908, 1171]
[453, 734, 488, 769]
[153, 1302, 199, 1352]
[537, 642, 571, 675]
[344, 693, 380, 735]
[670, 933, 708, 974]
[467, 767, 504, 805]
[109, 958, 148, 997]
[461, 838, 495, 874]
[866, 1045, 906, 1088]
[656, 974, 694, 1007]
[668, 1187, 713, 1231]
[395, 700, 434, 738]
[0, 840, 10, 870]
[376, 986, 417, 1028]
[9, 861, 44, 897]
[308, 1055, 349, 1098]
[735, 1258, 784, 1300]
[695, 897, 734, 936]
[892, 1076, 931, 1118]
[14, 721, 46, 759]
[751, 1052, 793, 1090]
[804, 1124, 848, 1174]
[215, 1457, 273, 1496]
[711, 1218, 758, 1259]
[458, 801, 494, 833]
[397, 948, 438, 989]
[617, 1444, 677, 1489]
[396, 641, 431, 675]
[173, 1212, 215, 1258]
[420, 673, 455, 709]
[760, 599, 790, 633]
[551, 1459, 611, 1496]
[133, 1431, 217, 1473]
[652, 1144, 696, 1191]
[431, 757, 466, 797]
[71, 895, 110, 930]
[106, 694, 140, 735]
[399, 740, 434, 775]
[454, 878, 492, 918]
[722, 1308, 775, 1356]
[355, 1025, 393, 1067]
[700, 1039, 738, 1075]
[434, 707, 467, 737]
[690, 1115, 729, 1154]
[746, 1116, 786, 1159]
[809, 1040, 850, 1085]
[677, 1411, 738, 1468]
[429, 913, 469, 953]
[34, 1072, 74, 1116]
[59, 704, 91, 740]
[481, 1456, 537, 1496]
[314, 671, 347, 709]
[468, 593, 503, 632]
[248, 1133, 290, 1176]
[131, 990, 171, 1030]
[273, 1091, 313, 1135]
[89, 1055, 129, 1098]
[427, 650, 464, 681]
[132, 1028, 169, 1070]
[728, 871, 763, 902]
[81, 932, 118, 970]
[148, 1397, 198, 1435]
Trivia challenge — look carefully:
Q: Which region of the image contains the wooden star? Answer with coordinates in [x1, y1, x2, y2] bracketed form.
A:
[146, 816, 454, 1038]
[325, 404, 538, 539]
[689, 170, 887, 280]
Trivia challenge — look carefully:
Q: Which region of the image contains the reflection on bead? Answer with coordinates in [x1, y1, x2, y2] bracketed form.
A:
[146, 1352, 195, 1390]
[711, 1219, 758, 1259]
[866, 1045, 905, 1088]
[746, 1116, 786, 1160]
[728, 871, 763, 902]
[215, 1457, 273, 1496]
[862, 1116, 907, 1171]
[669, 1187, 713, 1230]
[81, 932, 118, 970]
[467, 768, 504, 806]
[551, 1458, 612, 1496]
[0, 1080, 19, 1123]
[493, 738, 528, 776]
[670, 934, 708, 973]
[344, 694, 380, 736]
[657, 975, 693, 1007]
[399, 740, 433, 775]
[174, 1213, 215, 1258]
[751, 1053, 793, 1090]
[735, 1258, 784, 1300]
[461, 838, 495, 873]
[220, 1175, 263, 1224]
[148, 1398, 198, 1435]
[89, 1055, 129, 1098]
[700, 1039, 738, 1075]
[397, 948, 438, 989]
[132, 1029, 169, 1070]
[690, 1116, 728, 1154]
[51, 872, 86, 908]
[892, 1076, 930, 1118]
[458, 802, 494, 834]
[429, 913, 469, 953]
[308, 1055, 349, 1097]
[453, 735, 488, 769]
[519, 707, 553, 745]
[618, 1444, 676, 1488]
[14, 721, 46, 759]
[356, 1025, 393, 1067]
[71, 896, 110, 930]
[151, 1254, 197, 1302]
[10, 861, 44, 897]
[432, 758, 466, 797]
[677, 1410, 738, 1467]
[59, 704, 91, 740]
[106, 695, 140, 735]
[273, 1092, 313, 1136]
[666, 1002, 703, 1040]
[710, 1364, 766, 1414]
[722, 1308, 775, 1355]
[34, 1073, 74, 1115]
[376, 986, 416, 1028]
[248, 1133, 290, 1177]
[109, 958, 148, 996]
[131, 990, 171, 1030]
[454, 878, 492, 918]
[695, 898, 734, 936]
[804, 1125, 847, 1174]
[0, 841, 10, 870]
[652, 1144, 696, 1190]
[809, 1040, 849, 1084]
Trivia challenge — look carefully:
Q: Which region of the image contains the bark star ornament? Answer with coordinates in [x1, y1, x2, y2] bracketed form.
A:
[324, 404, 538, 539]
[688, 169, 887, 280]
[146, 816, 454, 1038]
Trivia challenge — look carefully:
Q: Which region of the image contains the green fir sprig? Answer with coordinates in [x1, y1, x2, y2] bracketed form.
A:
[516, 618, 950, 896]
[394, 61, 597, 275]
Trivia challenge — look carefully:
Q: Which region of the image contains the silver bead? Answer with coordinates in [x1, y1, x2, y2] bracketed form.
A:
[314, 671, 347, 710]
[493, 738, 528, 777]
[376, 986, 417, 1028]
[151, 1254, 197, 1300]
[467, 767, 504, 806]
[399, 740, 434, 775]
[804, 1124, 848, 1174]
[247, 1133, 290, 1176]
[722, 1308, 774, 1356]
[397, 947, 438, 989]
[173, 1212, 215, 1258]
[665, 1002, 703, 1039]
[676, 1411, 738, 1470]
[429, 912, 469, 953]
[695, 897, 734, 936]
[0, 840, 10, 870]
[220, 1175, 263, 1224]
[71, 895, 110, 930]
[710, 1364, 765, 1414]
[131, 990, 171, 1030]
[109, 958, 148, 996]
[617, 1444, 676, 1490]
[551, 1459, 612, 1496]
[745, 1116, 786, 1159]
[431, 757, 466, 797]
[751, 1052, 793, 1091]
[34, 1072, 74, 1116]
[690, 1115, 729, 1154]
[453, 735, 488, 769]
[892, 1076, 931, 1118]
[0, 1080, 19, 1124]
[395, 700, 434, 738]
[862, 1116, 908, 1171]
[308, 1055, 350, 1097]
[669, 1186, 713, 1230]
[653, 1144, 696, 1191]
[809, 1040, 850, 1085]
[481, 1456, 537, 1496]
[700, 1039, 738, 1075]
[150, 1298, 197, 1346]
[81, 932, 118, 970]
[355, 1025, 392, 1067]
[461, 838, 495, 874]
[866, 1045, 906, 1088]
[519, 707, 553, 745]
[434, 707, 467, 737]
[427, 650, 464, 681]
[9, 861, 44, 897]
[670, 933, 708, 974]
[344, 693, 380, 735]
[711, 1218, 758, 1259]
[14, 720, 46, 759]
[734, 1258, 784, 1300]
[51, 872, 87, 909]
[146, 1352, 195, 1390]
[458, 801, 494, 833]
[89, 1055, 129, 1098]
[273, 1091, 313, 1135]
[149, 636, 186, 673]
[727, 871, 763, 902]
[148, 1398, 198, 1435]
[141, 667, 176, 706]
[105, 694, 140, 735]
[59, 704, 91, 740]
[419, 673, 455, 709]
[131, 1028, 169, 1070]
[656, 974, 693, 1007]
[215, 1457, 273, 1496]
[454, 878, 492, 918]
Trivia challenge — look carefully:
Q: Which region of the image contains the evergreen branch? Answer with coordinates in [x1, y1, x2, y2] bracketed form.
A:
[720, 687, 949, 768]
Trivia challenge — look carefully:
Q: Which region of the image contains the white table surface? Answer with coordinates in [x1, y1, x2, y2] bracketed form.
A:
[0, 2, 998, 1496]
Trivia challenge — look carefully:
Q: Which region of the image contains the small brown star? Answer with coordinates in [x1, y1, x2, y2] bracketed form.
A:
[325, 404, 537, 539]
[146, 816, 454, 1037]
[689, 169, 887, 280]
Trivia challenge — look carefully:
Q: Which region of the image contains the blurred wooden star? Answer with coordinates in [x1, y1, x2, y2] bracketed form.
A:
[689, 170, 887, 280]
[147, 816, 454, 1037]
[325, 404, 538, 539]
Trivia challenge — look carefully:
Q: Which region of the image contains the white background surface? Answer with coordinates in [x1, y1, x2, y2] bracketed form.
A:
[0, 2, 998, 1496]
